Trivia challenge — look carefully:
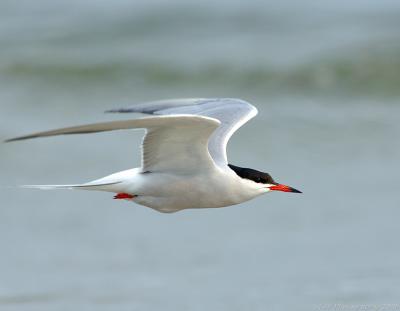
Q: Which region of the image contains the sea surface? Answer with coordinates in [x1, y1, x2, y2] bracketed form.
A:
[0, 1, 400, 310]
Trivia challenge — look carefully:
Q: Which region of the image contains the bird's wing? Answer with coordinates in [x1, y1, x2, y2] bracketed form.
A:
[106, 98, 258, 167]
[5, 115, 221, 173]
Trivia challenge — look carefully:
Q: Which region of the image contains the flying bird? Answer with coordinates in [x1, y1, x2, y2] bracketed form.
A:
[5, 98, 301, 213]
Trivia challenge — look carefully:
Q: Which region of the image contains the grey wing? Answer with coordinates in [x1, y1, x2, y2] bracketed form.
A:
[5, 115, 221, 173]
[107, 98, 258, 166]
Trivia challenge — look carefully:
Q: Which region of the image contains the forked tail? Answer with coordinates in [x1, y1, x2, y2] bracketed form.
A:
[21, 181, 123, 192]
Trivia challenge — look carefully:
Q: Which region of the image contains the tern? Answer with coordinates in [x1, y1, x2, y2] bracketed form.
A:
[6, 98, 301, 213]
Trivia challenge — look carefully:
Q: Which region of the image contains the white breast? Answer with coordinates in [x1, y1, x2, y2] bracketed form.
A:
[118, 168, 264, 213]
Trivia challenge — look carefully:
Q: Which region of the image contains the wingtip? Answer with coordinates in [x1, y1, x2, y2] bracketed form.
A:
[104, 108, 130, 113]
[4, 137, 18, 143]
[4, 135, 36, 143]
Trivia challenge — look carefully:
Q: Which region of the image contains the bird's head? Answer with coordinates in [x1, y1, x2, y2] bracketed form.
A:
[228, 164, 302, 194]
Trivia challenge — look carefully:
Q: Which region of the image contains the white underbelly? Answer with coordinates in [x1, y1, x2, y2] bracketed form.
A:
[133, 192, 239, 213]
[125, 171, 258, 213]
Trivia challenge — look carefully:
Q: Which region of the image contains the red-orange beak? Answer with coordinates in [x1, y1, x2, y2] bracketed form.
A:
[269, 184, 302, 193]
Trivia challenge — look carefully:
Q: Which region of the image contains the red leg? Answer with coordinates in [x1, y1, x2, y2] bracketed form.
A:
[113, 193, 136, 200]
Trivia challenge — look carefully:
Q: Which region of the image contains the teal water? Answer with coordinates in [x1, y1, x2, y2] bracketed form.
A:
[1, 1, 400, 310]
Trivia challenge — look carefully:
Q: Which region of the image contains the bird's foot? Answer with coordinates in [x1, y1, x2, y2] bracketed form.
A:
[113, 193, 136, 200]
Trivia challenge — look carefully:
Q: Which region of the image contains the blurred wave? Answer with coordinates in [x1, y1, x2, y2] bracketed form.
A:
[3, 46, 400, 96]
[1, 1, 400, 98]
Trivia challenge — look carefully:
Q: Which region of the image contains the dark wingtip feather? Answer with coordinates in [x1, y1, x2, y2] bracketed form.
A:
[5, 137, 23, 143]
[104, 108, 132, 113]
[4, 134, 39, 142]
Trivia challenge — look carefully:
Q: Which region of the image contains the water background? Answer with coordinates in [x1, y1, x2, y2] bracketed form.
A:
[1, 1, 400, 310]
